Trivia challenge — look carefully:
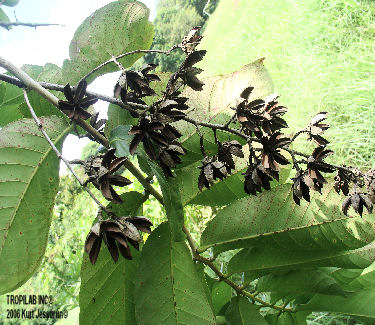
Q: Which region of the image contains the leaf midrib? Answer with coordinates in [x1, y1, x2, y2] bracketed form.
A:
[201, 216, 357, 251]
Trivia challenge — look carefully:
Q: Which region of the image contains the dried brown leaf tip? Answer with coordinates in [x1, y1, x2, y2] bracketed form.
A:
[84, 149, 131, 203]
[342, 188, 373, 217]
[217, 140, 244, 173]
[198, 156, 228, 191]
[129, 117, 167, 160]
[292, 171, 310, 205]
[58, 80, 97, 120]
[114, 64, 160, 103]
[243, 163, 276, 195]
[85, 217, 153, 264]
[260, 132, 290, 172]
[305, 146, 335, 192]
[307, 112, 329, 146]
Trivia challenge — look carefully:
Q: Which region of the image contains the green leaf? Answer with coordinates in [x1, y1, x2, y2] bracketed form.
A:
[134, 223, 216, 325]
[0, 116, 70, 294]
[62, 0, 154, 83]
[265, 312, 309, 325]
[225, 297, 268, 325]
[0, 80, 26, 127]
[149, 163, 185, 241]
[105, 103, 138, 139]
[228, 245, 375, 276]
[257, 270, 348, 298]
[296, 290, 375, 323]
[0, 64, 66, 127]
[200, 181, 375, 254]
[2, 0, 20, 7]
[107, 191, 144, 216]
[109, 125, 133, 157]
[80, 245, 140, 324]
[211, 281, 232, 315]
[340, 261, 375, 290]
[0, 8, 10, 30]
[195, 263, 215, 314]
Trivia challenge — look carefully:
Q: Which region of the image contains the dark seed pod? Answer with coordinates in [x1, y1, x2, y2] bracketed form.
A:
[292, 171, 310, 205]
[84, 216, 153, 264]
[307, 112, 329, 146]
[217, 140, 244, 173]
[198, 156, 228, 191]
[342, 190, 373, 217]
[305, 146, 335, 191]
[260, 132, 290, 172]
[334, 169, 350, 196]
[83, 149, 132, 204]
[58, 80, 97, 120]
[243, 163, 275, 195]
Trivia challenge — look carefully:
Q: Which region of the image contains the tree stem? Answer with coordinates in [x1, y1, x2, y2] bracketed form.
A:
[182, 225, 293, 313]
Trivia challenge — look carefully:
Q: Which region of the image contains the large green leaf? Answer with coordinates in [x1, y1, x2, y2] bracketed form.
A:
[0, 116, 70, 294]
[200, 182, 375, 254]
[265, 312, 309, 325]
[225, 297, 268, 325]
[80, 191, 145, 324]
[211, 281, 232, 315]
[334, 260, 375, 290]
[257, 270, 348, 298]
[134, 223, 216, 324]
[227, 244, 375, 276]
[296, 290, 375, 323]
[80, 246, 140, 324]
[62, 0, 154, 83]
[0, 64, 66, 127]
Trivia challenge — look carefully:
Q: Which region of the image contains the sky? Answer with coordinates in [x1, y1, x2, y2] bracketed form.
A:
[0, 0, 156, 170]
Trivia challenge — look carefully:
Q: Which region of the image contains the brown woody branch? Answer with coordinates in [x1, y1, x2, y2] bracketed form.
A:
[182, 225, 293, 313]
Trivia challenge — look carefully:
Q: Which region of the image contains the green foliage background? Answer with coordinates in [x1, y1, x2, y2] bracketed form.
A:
[0, 0, 374, 324]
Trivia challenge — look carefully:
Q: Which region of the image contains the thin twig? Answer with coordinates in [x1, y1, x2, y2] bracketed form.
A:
[182, 225, 293, 313]
[182, 116, 251, 141]
[0, 73, 143, 117]
[23, 88, 109, 212]
[80, 45, 181, 83]
[0, 21, 61, 29]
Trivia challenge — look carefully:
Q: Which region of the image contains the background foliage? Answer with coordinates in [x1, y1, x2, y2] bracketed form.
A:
[0, 0, 374, 324]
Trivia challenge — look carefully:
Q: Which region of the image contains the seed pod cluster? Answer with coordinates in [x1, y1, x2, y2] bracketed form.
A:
[84, 149, 132, 203]
[85, 216, 152, 264]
